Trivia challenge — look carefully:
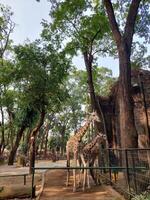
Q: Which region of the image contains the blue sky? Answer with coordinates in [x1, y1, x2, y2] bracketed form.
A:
[1, 0, 120, 76]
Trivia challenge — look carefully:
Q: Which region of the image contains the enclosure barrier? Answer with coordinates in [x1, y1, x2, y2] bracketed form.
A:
[31, 148, 150, 200]
[99, 148, 150, 199]
[0, 173, 28, 185]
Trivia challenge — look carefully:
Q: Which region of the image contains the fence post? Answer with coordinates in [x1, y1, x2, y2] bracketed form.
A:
[31, 167, 35, 199]
[108, 149, 112, 184]
[125, 149, 131, 200]
[131, 149, 138, 194]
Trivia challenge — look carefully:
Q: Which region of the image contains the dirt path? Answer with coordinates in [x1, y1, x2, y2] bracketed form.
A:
[40, 169, 125, 200]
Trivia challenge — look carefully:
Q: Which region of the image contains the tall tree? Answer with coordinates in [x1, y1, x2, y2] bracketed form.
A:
[103, 0, 149, 148]
[7, 40, 70, 165]
[0, 4, 15, 59]
[8, 108, 35, 165]
[41, 0, 113, 135]
[0, 4, 15, 156]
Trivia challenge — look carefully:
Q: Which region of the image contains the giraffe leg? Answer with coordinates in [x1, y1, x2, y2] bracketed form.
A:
[66, 151, 70, 187]
[80, 154, 86, 192]
[73, 169, 76, 192]
[73, 155, 77, 192]
[87, 161, 91, 189]
[66, 166, 70, 186]
[83, 164, 87, 191]
[77, 159, 81, 187]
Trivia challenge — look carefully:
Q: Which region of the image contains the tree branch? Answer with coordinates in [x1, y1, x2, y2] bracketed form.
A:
[0, 20, 15, 58]
[104, 0, 122, 47]
[124, 0, 141, 52]
[92, 47, 109, 56]
[89, 28, 102, 55]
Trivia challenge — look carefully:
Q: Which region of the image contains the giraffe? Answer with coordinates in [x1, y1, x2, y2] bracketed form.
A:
[79, 133, 106, 191]
[66, 111, 100, 192]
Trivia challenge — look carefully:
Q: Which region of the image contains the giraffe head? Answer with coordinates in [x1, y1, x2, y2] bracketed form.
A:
[96, 132, 107, 144]
[88, 111, 100, 122]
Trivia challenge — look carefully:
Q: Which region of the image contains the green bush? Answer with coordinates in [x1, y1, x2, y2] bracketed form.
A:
[132, 192, 150, 200]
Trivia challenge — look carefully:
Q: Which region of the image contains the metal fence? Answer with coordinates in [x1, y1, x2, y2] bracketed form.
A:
[97, 148, 150, 199]
[31, 148, 150, 199]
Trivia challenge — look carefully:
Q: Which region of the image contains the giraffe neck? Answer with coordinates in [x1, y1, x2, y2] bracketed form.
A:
[75, 119, 91, 141]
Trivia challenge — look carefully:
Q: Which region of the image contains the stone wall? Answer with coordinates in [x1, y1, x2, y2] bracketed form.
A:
[131, 70, 150, 148]
[99, 69, 150, 148]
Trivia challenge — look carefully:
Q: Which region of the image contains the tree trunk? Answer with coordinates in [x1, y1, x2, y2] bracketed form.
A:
[8, 109, 35, 165]
[0, 106, 5, 156]
[29, 109, 45, 174]
[8, 125, 26, 165]
[103, 0, 141, 148]
[83, 52, 97, 111]
[83, 52, 107, 135]
[44, 124, 49, 158]
[24, 129, 32, 156]
[118, 42, 138, 192]
[7, 109, 15, 151]
[30, 136, 36, 173]
[60, 125, 66, 156]
[40, 132, 45, 156]
[118, 41, 138, 148]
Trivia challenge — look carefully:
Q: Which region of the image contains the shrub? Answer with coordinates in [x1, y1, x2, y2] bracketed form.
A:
[132, 192, 150, 200]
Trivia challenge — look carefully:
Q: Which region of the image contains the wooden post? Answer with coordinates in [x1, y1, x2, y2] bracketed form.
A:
[31, 166, 35, 198]
[125, 149, 131, 200]
[108, 149, 112, 184]
[29, 136, 36, 174]
[131, 150, 138, 193]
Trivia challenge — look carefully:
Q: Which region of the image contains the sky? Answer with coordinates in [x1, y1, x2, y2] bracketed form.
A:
[1, 0, 120, 76]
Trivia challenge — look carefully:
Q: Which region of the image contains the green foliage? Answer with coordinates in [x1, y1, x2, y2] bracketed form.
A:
[48, 66, 115, 146]
[131, 192, 150, 200]
[14, 41, 70, 113]
[103, 0, 150, 42]
[0, 22, 71, 153]
[71, 67, 115, 98]
[113, 0, 150, 65]
[47, 66, 115, 148]
[42, 0, 111, 58]
[18, 142, 28, 155]
[131, 42, 150, 69]
[48, 135, 61, 149]
[0, 3, 14, 58]
[93, 66, 116, 96]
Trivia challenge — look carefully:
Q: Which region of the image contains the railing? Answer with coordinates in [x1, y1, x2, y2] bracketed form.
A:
[31, 148, 150, 200]
[0, 173, 28, 185]
[100, 148, 150, 199]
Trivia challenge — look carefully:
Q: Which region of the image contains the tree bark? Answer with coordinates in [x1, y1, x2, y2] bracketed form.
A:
[0, 106, 5, 156]
[118, 40, 138, 148]
[83, 52, 96, 111]
[60, 125, 66, 156]
[104, 0, 141, 148]
[7, 109, 15, 151]
[24, 129, 32, 156]
[8, 109, 34, 165]
[83, 51, 107, 135]
[44, 124, 49, 157]
[138, 74, 150, 147]
[29, 109, 45, 174]
[8, 125, 26, 165]
[40, 131, 45, 155]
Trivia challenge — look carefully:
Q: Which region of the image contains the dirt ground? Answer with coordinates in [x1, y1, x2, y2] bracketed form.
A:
[40, 169, 125, 200]
[0, 160, 125, 200]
